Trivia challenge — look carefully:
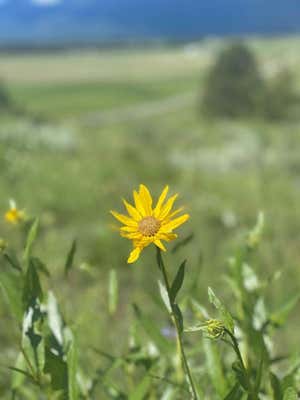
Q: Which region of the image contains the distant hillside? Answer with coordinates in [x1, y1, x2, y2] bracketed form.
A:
[0, 0, 300, 44]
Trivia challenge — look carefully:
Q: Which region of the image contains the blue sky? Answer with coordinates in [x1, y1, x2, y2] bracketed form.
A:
[0, 0, 300, 43]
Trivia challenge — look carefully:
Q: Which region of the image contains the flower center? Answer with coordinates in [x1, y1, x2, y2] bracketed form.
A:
[138, 216, 161, 236]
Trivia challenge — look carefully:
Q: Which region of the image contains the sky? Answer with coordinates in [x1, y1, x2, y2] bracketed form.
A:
[0, 0, 300, 43]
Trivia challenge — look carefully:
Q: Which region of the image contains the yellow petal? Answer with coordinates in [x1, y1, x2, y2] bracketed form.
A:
[120, 226, 138, 232]
[134, 237, 153, 248]
[164, 207, 184, 221]
[161, 214, 189, 232]
[122, 199, 142, 221]
[154, 240, 166, 251]
[153, 185, 169, 217]
[133, 190, 146, 217]
[110, 211, 137, 227]
[139, 184, 153, 215]
[121, 232, 142, 240]
[127, 247, 142, 263]
[158, 194, 178, 220]
[159, 232, 178, 242]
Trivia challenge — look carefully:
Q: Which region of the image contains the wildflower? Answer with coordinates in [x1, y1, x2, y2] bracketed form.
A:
[185, 319, 225, 339]
[111, 184, 189, 263]
[203, 319, 225, 339]
[4, 200, 26, 225]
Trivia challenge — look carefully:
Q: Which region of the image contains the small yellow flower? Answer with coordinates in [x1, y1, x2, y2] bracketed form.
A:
[204, 319, 225, 339]
[4, 201, 26, 225]
[111, 184, 189, 263]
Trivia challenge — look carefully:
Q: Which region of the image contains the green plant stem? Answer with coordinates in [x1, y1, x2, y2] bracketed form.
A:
[225, 329, 257, 400]
[158, 250, 199, 400]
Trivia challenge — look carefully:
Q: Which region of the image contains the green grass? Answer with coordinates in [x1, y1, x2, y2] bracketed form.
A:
[9, 77, 199, 118]
[1, 36, 300, 398]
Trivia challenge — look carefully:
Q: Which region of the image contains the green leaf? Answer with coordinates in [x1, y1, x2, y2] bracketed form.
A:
[158, 280, 171, 313]
[253, 354, 264, 396]
[132, 304, 173, 354]
[270, 372, 282, 400]
[129, 367, 155, 400]
[232, 361, 248, 391]
[170, 260, 186, 303]
[9, 366, 36, 385]
[283, 387, 298, 400]
[65, 239, 77, 277]
[22, 258, 43, 311]
[224, 382, 244, 400]
[31, 257, 50, 277]
[22, 303, 45, 375]
[208, 287, 234, 333]
[44, 347, 68, 396]
[203, 338, 228, 396]
[23, 218, 39, 264]
[11, 353, 27, 389]
[3, 251, 22, 272]
[47, 291, 64, 346]
[270, 293, 300, 326]
[0, 267, 23, 320]
[67, 340, 78, 400]
[108, 269, 118, 315]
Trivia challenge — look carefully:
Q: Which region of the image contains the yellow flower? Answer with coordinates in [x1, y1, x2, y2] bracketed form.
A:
[111, 184, 189, 263]
[4, 201, 26, 225]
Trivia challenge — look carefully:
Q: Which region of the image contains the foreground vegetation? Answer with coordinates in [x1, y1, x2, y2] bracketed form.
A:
[1, 36, 300, 398]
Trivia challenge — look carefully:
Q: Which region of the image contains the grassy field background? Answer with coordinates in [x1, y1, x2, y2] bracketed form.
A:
[1, 36, 300, 397]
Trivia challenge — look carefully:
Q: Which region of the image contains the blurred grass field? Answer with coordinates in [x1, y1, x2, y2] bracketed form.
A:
[1, 36, 300, 394]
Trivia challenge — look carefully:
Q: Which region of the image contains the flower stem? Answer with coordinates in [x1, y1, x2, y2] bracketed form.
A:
[157, 249, 199, 400]
[225, 329, 258, 400]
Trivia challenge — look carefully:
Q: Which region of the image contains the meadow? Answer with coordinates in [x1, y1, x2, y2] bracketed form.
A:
[1, 36, 300, 399]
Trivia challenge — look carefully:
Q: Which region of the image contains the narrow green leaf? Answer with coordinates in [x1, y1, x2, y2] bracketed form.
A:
[23, 218, 39, 264]
[108, 269, 118, 315]
[22, 303, 45, 375]
[11, 353, 27, 389]
[3, 251, 22, 272]
[224, 382, 244, 400]
[22, 259, 43, 311]
[9, 367, 36, 384]
[270, 372, 282, 400]
[0, 268, 23, 320]
[232, 361, 248, 391]
[129, 369, 154, 400]
[44, 347, 68, 394]
[208, 287, 234, 333]
[47, 291, 64, 346]
[158, 280, 171, 313]
[32, 257, 50, 277]
[203, 338, 228, 396]
[170, 260, 186, 303]
[254, 355, 264, 396]
[65, 240, 77, 277]
[283, 387, 297, 400]
[67, 340, 78, 400]
[270, 294, 300, 326]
